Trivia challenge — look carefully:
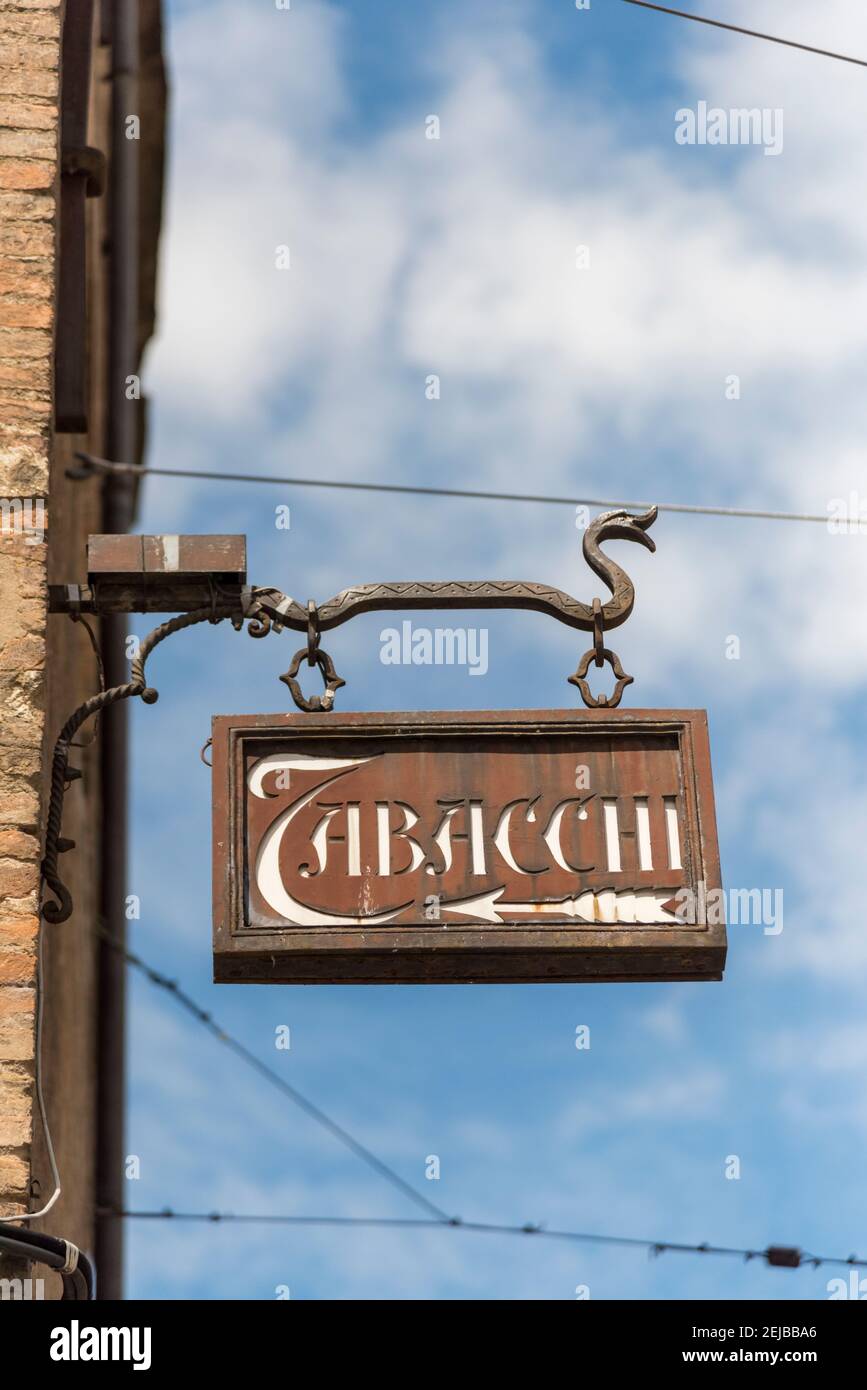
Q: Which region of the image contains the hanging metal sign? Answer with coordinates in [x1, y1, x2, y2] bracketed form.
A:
[212, 707, 725, 984]
[42, 501, 726, 982]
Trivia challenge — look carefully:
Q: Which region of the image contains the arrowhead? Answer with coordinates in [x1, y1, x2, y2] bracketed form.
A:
[441, 889, 505, 925]
[631, 892, 684, 924]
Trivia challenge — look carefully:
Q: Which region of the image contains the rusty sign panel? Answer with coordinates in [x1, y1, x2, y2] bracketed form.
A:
[212, 709, 725, 985]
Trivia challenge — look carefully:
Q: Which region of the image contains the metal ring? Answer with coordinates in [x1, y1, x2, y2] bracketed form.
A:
[591, 597, 604, 668]
[568, 647, 634, 709]
[306, 600, 319, 666]
[280, 646, 345, 712]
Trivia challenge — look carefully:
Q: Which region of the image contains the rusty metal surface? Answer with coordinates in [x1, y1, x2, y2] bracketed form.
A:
[252, 505, 658, 635]
[53, 508, 655, 641]
[568, 647, 634, 709]
[279, 646, 345, 712]
[48, 534, 250, 615]
[87, 533, 142, 573]
[212, 708, 725, 984]
[87, 533, 246, 578]
[53, 508, 656, 707]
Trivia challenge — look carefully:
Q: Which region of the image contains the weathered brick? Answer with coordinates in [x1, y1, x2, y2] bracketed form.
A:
[0, 0, 60, 1231]
[0, 714, 45, 749]
[0, 339, 50, 378]
[0, 1111, 30, 1147]
[0, 521, 45, 553]
[0, 650, 44, 689]
[0, 127, 53, 159]
[0, 382, 49, 404]
[0, 1152, 29, 1195]
[0, 859, 38, 898]
[0, 918, 38, 949]
[0, 1067, 31, 1145]
[0, 985, 34, 1018]
[4, 671, 44, 717]
[0, 36, 59, 69]
[0, 831, 37, 860]
[0, 953, 35, 986]
[0, 97, 56, 130]
[0, 257, 52, 295]
[0, 70, 56, 101]
[0, 1066, 32, 1108]
[0, 518, 47, 545]
[0, 220, 53, 256]
[0, 157, 53, 191]
[0, 738, 43, 774]
[0, 359, 50, 388]
[0, 1017, 35, 1062]
[0, 425, 43, 447]
[0, 334, 51, 369]
[0, 395, 50, 424]
[0, 600, 44, 643]
[0, 296, 50, 326]
[0, 895, 38, 918]
[0, 12, 60, 40]
[0, 438, 48, 490]
[0, 1012, 35, 1055]
[0, 635, 45, 671]
[0, 189, 54, 221]
[0, 790, 39, 827]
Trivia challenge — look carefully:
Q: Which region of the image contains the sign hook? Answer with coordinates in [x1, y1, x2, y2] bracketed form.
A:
[569, 598, 634, 708]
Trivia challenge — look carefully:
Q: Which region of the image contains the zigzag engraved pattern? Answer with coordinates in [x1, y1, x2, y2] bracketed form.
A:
[319, 580, 596, 629]
[253, 507, 657, 634]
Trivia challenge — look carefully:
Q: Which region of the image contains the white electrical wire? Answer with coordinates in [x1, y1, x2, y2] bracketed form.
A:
[4, 890, 62, 1223]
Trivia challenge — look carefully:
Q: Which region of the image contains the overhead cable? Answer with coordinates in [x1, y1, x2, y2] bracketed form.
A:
[621, 0, 867, 69]
[71, 453, 844, 526]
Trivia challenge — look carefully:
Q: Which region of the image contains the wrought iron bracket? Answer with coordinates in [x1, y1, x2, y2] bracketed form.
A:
[238, 506, 658, 637]
[42, 603, 271, 924]
[48, 507, 657, 634]
[280, 647, 346, 713]
[47, 505, 658, 711]
[61, 144, 106, 197]
[568, 648, 634, 709]
[43, 506, 659, 920]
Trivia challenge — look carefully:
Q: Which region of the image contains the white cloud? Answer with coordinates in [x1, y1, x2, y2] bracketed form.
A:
[126, 0, 867, 1299]
[555, 1065, 727, 1143]
[138, 0, 867, 979]
[147, 0, 867, 692]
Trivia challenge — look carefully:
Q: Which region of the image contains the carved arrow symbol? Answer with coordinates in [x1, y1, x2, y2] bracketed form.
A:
[440, 888, 683, 926]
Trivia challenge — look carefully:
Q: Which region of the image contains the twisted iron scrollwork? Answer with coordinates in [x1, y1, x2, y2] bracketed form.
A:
[42, 603, 269, 925]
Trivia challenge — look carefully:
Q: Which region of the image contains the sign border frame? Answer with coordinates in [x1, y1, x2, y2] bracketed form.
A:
[212, 708, 726, 984]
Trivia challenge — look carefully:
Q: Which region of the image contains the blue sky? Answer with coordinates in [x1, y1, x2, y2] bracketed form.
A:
[121, 0, 867, 1299]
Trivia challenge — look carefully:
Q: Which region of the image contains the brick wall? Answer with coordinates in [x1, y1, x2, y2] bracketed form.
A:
[0, 0, 62, 1240]
[0, 3, 166, 1295]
